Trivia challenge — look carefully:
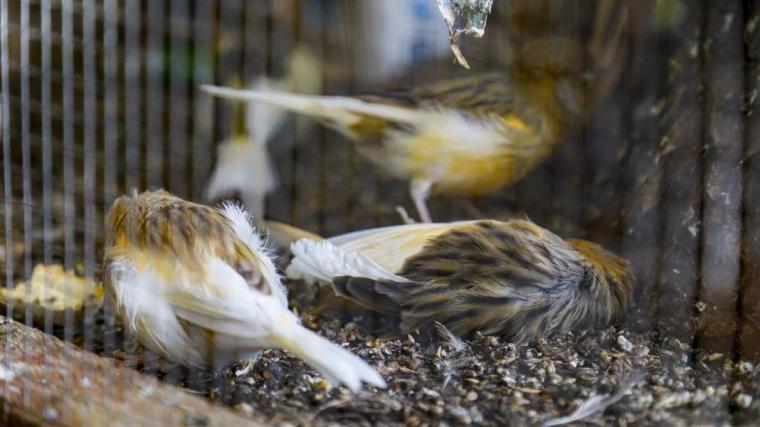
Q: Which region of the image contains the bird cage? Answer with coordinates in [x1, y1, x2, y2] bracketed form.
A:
[0, 0, 759, 425]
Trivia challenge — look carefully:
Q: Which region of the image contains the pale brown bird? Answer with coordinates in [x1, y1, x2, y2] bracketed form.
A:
[201, 42, 588, 223]
[286, 219, 634, 341]
[103, 190, 385, 391]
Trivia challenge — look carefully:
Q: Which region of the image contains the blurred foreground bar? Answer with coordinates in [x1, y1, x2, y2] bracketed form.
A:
[0, 316, 262, 427]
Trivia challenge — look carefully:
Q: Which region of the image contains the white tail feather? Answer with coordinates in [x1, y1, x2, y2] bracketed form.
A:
[274, 323, 386, 392]
[167, 275, 384, 391]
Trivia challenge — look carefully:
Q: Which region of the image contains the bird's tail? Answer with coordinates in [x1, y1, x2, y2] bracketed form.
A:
[169, 281, 385, 392]
[201, 84, 420, 134]
[205, 135, 276, 219]
[272, 322, 386, 392]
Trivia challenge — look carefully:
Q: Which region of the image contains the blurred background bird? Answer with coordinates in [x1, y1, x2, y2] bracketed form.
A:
[201, 0, 629, 223]
[285, 219, 634, 341]
[203, 50, 577, 223]
[103, 190, 385, 392]
[206, 46, 323, 220]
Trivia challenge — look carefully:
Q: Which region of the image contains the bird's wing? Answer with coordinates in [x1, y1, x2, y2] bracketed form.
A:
[328, 221, 479, 273]
[368, 72, 525, 117]
[202, 85, 420, 131]
[287, 238, 409, 284]
[166, 257, 279, 341]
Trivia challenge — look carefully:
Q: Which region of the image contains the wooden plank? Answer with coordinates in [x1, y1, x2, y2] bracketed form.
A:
[654, 0, 704, 344]
[0, 316, 264, 427]
[696, 0, 744, 355]
[618, 2, 670, 330]
[739, 0, 760, 363]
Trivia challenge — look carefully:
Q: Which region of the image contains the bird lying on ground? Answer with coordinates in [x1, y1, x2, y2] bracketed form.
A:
[285, 219, 634, 342]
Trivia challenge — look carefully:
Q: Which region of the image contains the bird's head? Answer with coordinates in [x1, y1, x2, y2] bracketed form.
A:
[568, 239, 635, 318]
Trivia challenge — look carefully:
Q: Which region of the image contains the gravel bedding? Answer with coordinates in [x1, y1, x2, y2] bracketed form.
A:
[80, 288, 759, 427]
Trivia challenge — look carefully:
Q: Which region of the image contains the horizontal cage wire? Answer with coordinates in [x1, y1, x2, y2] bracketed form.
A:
[0, 0, 759, 425]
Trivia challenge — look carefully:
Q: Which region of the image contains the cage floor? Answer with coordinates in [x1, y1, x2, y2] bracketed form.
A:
[49, 286, 754, 427]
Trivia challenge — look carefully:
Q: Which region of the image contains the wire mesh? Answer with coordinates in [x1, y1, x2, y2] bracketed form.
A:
[0, 0, 759, 424]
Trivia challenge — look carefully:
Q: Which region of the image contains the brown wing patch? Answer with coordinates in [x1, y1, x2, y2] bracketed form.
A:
[225, 242, 272, 295]
[398, 220, 562, 291]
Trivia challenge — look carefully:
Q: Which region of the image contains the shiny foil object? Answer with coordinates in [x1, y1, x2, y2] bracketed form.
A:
[435, 0, 494, 68]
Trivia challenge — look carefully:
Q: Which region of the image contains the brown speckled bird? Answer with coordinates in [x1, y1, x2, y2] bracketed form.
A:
[103, 190, 385, 392]
[286, 219, 634, 342]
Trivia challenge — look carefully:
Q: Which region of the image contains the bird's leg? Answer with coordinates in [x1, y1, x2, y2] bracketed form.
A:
[395, 206, 417, 225]
[410, 179, 434, 223]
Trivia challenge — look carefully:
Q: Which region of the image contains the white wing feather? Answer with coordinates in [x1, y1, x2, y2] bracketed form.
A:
[201, 84, 420, 129]
[287, 238, 410, 284]
[328, 220, 478, 273]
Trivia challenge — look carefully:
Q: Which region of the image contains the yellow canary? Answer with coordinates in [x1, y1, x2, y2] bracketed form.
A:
[201, 40, 588, 223]
[103, 190, 385, 392]
[286, 219, 634, 342]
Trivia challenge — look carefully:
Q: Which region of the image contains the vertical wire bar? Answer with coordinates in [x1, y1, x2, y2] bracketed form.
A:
[38, 0, 55, 418]
[319, 2, 347, 236]
[101, 0, 121, 408]
[697, 0, 745, 355]
[241, 0, 270, 219]
[187, 1, 217, 393]
[139, 0, 166, 381]
[102, 0, 119, 357]
[344, 0, 376, 231]
[192, 0, 215, 200]
[18, 39, 34, 403]
[124, 0, 142, 192]
[1, 0, 13, 418]
[293, 0, 323, 233]
[20, 0, 34, 326]
[18, 0, 34, 412]
[739, 0, 760, 363]
[40, 0, 54, 334]
[61, 0, 75, 343]
[146, 0, 165, 188]
[264, 0, 295, 226]
[103, 0, 119, 201]
[583, 1, 625, 251]
[81, 0, 97, 352]
[121, 0, 146, 388]
[207, 0, 244, 387]
[169, 0, 189, 197]
[167, 3, 192, 391]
